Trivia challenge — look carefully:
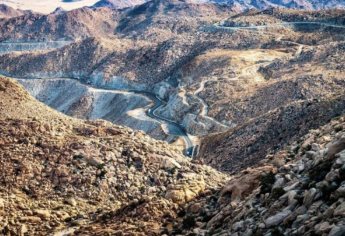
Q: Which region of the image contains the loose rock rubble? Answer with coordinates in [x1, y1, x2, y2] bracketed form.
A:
[177, 116, 345, 235]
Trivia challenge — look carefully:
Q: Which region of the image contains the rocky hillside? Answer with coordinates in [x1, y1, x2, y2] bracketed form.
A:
[0, 76, 227, 234]
[1, 75, 345, 235]
[16, 78, 168, 141]
[0, 7, 119, 41]
[197, 40, 345, 172]
[0, 0, 229, 42]
[0, 37, 115, 78]
[175, 114, 345, 236]
[1, 7, 344, 172]
[198, 94, 345, 172]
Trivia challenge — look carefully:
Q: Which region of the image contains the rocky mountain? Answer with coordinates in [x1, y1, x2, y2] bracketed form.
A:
[1, 76, 345, 235]
[0, 0, 229, 41]
[93, 0, 147, 9]
[0, 6, 344, 166]
[0, 7, 119, 41]
[209, 0, 345, 11]
[0, 37, 114, 77]
[0, 0, 344, 235]
[196, 39, 345, 172]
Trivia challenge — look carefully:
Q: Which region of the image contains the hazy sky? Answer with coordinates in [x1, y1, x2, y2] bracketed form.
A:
[0, 0, 100, 14]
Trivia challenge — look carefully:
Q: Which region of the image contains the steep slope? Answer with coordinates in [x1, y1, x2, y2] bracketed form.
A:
[1, 78, 344, 235]
[0, 37, 114, 78]
[198, 95, 345, 173]
[197, 40, 345, 173]
[0, 76, 227, 234]
[175, 115, 345, 235]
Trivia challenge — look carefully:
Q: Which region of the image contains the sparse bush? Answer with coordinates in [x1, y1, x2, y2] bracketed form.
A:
[183, 215, 196, 229]
[271, 187, 286, 200]
[260, 172, 276, 194]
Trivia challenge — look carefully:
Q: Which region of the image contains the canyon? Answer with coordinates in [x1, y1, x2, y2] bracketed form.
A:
[0, 0, 344, 168]
[0, 0, 344, 235]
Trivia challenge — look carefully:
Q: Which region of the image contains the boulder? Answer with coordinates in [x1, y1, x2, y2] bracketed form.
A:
[334, 202, 345, 217]
[264, 209, 292, 227]
[328, 226, 345, 236]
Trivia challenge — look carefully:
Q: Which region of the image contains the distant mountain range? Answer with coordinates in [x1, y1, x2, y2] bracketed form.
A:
[93, 0, 147, 9]
[207, 0, 345, 10]
[0, 0, 344, 14]
[94, 0, 345, 11]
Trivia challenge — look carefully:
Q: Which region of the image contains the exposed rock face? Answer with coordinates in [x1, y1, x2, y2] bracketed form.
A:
[156, 91, 195, 122]
[0, 2, 344, 235]
[0, 1, 101, 14]
[194, 22, 345, 172]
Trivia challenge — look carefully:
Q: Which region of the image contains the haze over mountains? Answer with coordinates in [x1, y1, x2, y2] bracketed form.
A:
[94, 0, 147, 9]
[0, 0, 99, 13]
[0, 0, 344, 14]
[0, 0, 345, 235]
[210, 0, 345, 11]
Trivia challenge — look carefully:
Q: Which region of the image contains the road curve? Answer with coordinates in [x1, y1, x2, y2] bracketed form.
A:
[214, 21, 345, 30]
[12, 76, 196, 157]
[131, 90, 195, 157]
